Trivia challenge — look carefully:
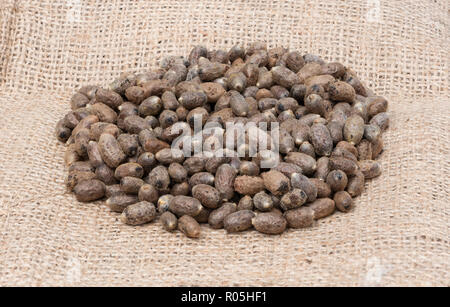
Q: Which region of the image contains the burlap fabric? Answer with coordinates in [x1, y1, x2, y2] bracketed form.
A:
[0, 0, 448, 286]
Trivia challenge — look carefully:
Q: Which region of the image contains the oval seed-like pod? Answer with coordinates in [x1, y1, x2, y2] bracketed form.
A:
[193, 206, 211, 223]
[334, 191, 353, 212]
[308, 198, 335, 220]
[238, 195, 254, 211]
[364, 124, 381, 143]
[171, 182, 190, 196]
[189, 45, 208, 65]
[147, 165, 171, 191]
[336, 141, 359, 157]
[258, 98, 277, 111]
[322, 62, 345, 78]
[328, 81, 356, 102]
[215, 164, 237, 201]
[161, 91, 179, 110]
[228, 72, 247, 92]
[141, 79, 170, 97]
[271, 85, 290, 99]
[272, 162, 303, 178]
[224, 210, 255, 233]
[178, 91, 208, 110]
[186, 107, 208, 127]
[285, 51, 305, 73]
[120, 176, 145, 194]
[256, 70, 273, 89]
[73, 179, 105, 202]
[95, 164, 116, 185]
[98, 133, 127, 168]
[372, 137, 384, 159]
[95, 88, 123, 110]
[178, 215, 201, 238]
[138, 184, 159, 203]
[285, 152, 317, 176]
[189, 172, 215, 186]
[357, 139, 373, 161]
[89, 122, 118, 141]
[297, 62, 323, 83]
[109, 73, 135, 95]
[66, 171, 96, 191]
[326, 170, 348, 192]
[304, 94, 328, 118]
[276, 97, 298, 113]
[239, 161, 260, 176]
[68, 161, 94, 173]
[314, 156, 330, 181]
[198, 62, 227, 81]
[280, 189, 308, 211]
[70, 92, 89, 110]
[137, 152, 156, 172]
[290, 173, 317, 203]
[168, 163, 188, 183]
[106, 194, 138, 212]
[310, 123, 333, 156]
[86, 141, 103, 167]
[123, 115, 151, 134]
[105, 184, 123, 198]
[63, 111, 79, 129]
[200, 82, 226, 103]
[255, 88, 273, 100]
[228, 44, 245, 62]
[279, 128, 295, 154]
[343, 115, 365, 145]
[192, 184, 222, 209]
[271, 66, 299, 88]
[290, 84, 307, 102]
[252, 212, 287, 235]
[310, 178, 332, 198]
[346, 170, 365, 197]
[206, 202, 237, 229]
[333, 148, 358, 164]
[117, 134, 139, 157]
[284, 206, 314, 229]
[155, 148, 185, 164]
[160, 211, 178, 231]
[64, 144, 80, 166]
[139, 96, 162, 117]
[141, 136, 170, 154]
[292, 123, 311, 146]
[329, 157, 359, 176]
[156, 194, 174, 214]
[229, 91, 249, 117]
[183, 156, 206, 175]
[299, 141, 315, 158]
[169, 196, 203, 217]
[358, 160, 382, 179]
[367, 96, 388, 118]
[158, 110, 178, 129]
[259, 170, 290, 197]
[88, 102, 117, 123]
[327, 121, 344, 145]
[369, 112, 390, 131]
[114, 162, 144, 180]
[120, 201, 156, 226]
[74, 128, 90, 157]
[253, 191, 274, 212]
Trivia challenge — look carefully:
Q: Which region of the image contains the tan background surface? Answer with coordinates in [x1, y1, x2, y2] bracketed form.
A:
[0, 0, 448, 286]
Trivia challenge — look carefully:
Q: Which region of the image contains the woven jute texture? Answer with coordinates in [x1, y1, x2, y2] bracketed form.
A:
[0, 0, 448, 286]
